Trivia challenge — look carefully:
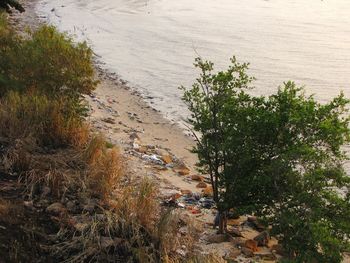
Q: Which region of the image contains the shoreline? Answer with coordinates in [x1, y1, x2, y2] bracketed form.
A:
[13, 0, 201, 194]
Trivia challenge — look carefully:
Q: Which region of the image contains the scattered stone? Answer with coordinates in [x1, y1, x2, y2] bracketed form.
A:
[142, 154, 164, 165]
[129, 132, 140, 140]
[102, 117, 116, 124]
[247, 216, 265, 231]
[161, 155, 172, 164]
[180, 189, 192, 195]
[202, 186, 213, 197]
[254, 231, 270, 246]
[196, 182, 207, 188]
[244, 239, 259, 252]
[172, 193, 182, 200]
[191, 174, 204, 181]
[241, 247, 254, 257]
[247, 216, 257, 223]
[225, 249, 241, 260]
[227, 227, 243, 237]
[46, 202, 66, 215]
[206, 233, 230, 243]
[136, 146, 148, 154]
[177, 168, 190, 176]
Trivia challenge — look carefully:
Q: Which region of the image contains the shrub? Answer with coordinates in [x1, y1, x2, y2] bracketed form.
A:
[0, 18, 98, 113]
[85, 135, 124, 200]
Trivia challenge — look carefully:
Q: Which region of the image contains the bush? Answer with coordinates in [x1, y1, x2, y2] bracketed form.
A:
[0, 17, 98, 113]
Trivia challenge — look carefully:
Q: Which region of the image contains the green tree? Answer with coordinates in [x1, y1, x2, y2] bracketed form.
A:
[0, 0, 24, 13]
[182, 57, 350, 261]
[181, 56, 255, 233]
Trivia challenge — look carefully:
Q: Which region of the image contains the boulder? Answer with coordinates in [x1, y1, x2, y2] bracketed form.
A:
[244, 239, 259, 252]
[191, 174, 204, 181]
[206, 233, 230, 243]
[227, 228, 243, 237]
[254, 231, 270, 246]
[178, 168, 190, 176]
[196, 182, 207, 188]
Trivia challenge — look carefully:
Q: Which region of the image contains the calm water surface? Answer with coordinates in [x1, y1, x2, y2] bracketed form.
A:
[37, 0, 350, 122]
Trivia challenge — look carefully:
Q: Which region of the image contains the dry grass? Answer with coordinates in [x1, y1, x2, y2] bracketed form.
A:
[85, 136, 124, 200]
[0, 91, 89, 148]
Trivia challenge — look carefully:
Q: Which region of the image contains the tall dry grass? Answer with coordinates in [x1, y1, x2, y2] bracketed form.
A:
[0, 91, 90, 148]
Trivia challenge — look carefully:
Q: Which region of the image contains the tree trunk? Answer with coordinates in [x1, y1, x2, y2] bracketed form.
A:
[217, 211, 227, 234]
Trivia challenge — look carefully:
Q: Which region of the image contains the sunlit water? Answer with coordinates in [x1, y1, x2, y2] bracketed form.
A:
[36, 0, 350, 122]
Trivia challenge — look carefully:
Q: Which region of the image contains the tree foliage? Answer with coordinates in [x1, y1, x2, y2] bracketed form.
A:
[182, 56, 350, 261]
[0, 0, 24, 13]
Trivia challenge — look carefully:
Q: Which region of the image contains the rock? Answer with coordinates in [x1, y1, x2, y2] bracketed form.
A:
[177, 168, 190, 176]
[247, 216, 265, 231]
[172, 193, 182, 200]
[161, 155, 172, 164]
[227, 228, 243, 237]
[102, 117, 116, 124]
[191, 174, 204, 181]
[254, 231, 270, 246]
[226, 249, 241, 260]
[206, 234, 230, 243]
[180, 189, 192, 195]
[196, 182, 207, 188]
[202, 186, 213, 197]
[46, 202, 66, 215]
[247, 216, 257, 222]
[136, 146, 148, 154]
[244, 239, 259, 252]
[129, 132, 140, 140]
[241, 247, 254, 257]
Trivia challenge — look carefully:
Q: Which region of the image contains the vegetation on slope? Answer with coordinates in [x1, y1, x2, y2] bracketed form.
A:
[0, 14, 207, 263]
